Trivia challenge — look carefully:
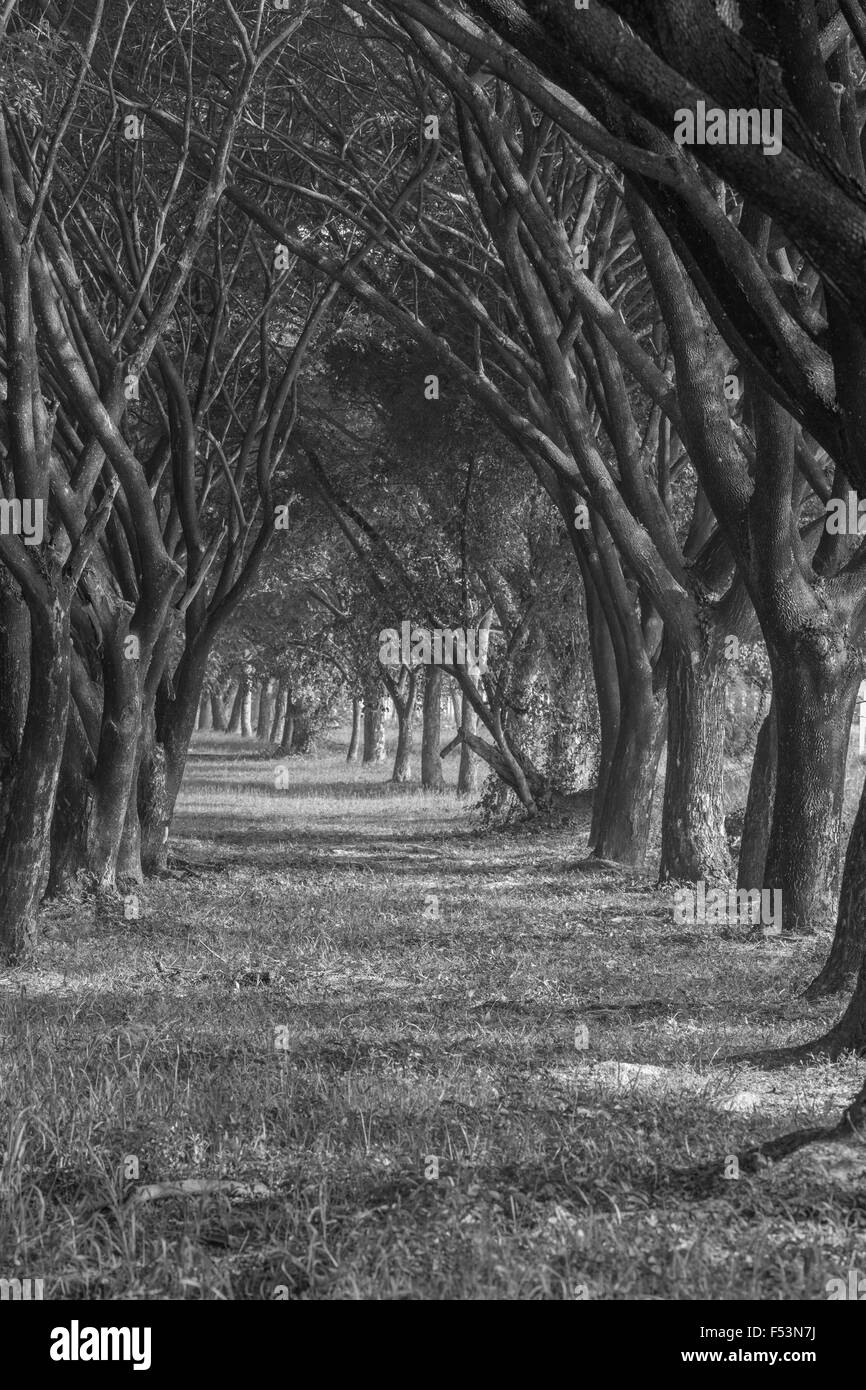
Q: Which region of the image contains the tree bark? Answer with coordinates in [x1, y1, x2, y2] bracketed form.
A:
[84, 619, 144, 890]
[391, 669, 418, 783]
[763, 648, 859, 935]
[737, 698, 777, 891]
[363, 682, 387, 763]
[46, 700, 94, 898]
[591, 675, 666, 866]
[587, 586, 620, 847]
[290, 700, 313, 753]
[804, 766, 866, 998]
[197, 690, 213, 731]
[240, 672, 254, 738]
[457, 690, 479, 794]
[0, 599, 71, 961]
[279, 697, 295, 755]
[257, 677, 277, 740]
[347, 696, 363, 762]
[450, 686, 461, 728]
[139, 738, 168, 875]
[0, 570, 30, 837]
[270, 677, 289, 743]
[659, 642, 732, 883]
[116, 747, 145, 885]
[159, 646, 209, 846]
[421, 668, 445, 790]
[227, 678, 244, 733]
[210, 687, 229, 732]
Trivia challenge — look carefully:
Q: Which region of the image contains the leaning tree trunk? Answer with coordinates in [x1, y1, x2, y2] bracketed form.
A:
[591, 673, 666, 867]
[421, 668, 445, 790]
[347, 696, 362, 762]
[763, 646, 859, 937]
[659, 641, 731, 883]
[363, 683, 387, 763]
[737, 698, 777, 891]
[0, 598, 71, 962]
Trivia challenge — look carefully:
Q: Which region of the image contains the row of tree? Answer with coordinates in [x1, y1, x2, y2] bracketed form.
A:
[4, 0, 866, 1084]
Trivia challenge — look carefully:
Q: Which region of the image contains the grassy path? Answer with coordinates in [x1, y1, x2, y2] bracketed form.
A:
[1, 734, 864, 1298]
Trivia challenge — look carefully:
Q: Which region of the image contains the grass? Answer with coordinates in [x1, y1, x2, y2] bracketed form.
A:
[2, 728, 866, 1300]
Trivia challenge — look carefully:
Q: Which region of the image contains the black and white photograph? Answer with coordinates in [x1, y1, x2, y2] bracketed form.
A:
[0, 0, 864, 1343]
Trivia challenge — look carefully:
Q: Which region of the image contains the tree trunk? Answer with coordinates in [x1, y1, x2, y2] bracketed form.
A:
[737, 698, 777, 891]
[290, 701, 313, 754]
[84, 620, 143, 890]
[763, 648, 859, 935]
[450, 686, 461, 727]
[587, 599, 621, 848]
[457, 690, 478, 794]
[363, 683, 387, 763]
[227, 678, 244, 733]
[0, 599, 71, 961]
[802, 945, 866, 1055]
[347, 696, 363, 762]
[421, 668, 445, 790]
[197, 690, 213, 731]
[240, 672, 254, 738]
[47, 700, 94, 898]
[210, 687, 229, 732]
[804, 764, 866, 998]
[158, 647, 209, 848]
[659, 643, 731, 883]
[271, 678, 289, 743]
[391, 670, 418, 784]
[0, 570, 30, 837]
[279, 701, 295, 755]
[591, 677, 666, 866]
[116, 749, 145, 885]
[257, 677, 277, 740]
[139, 739, 168, 875]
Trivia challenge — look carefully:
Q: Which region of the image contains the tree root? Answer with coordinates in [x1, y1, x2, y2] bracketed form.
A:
[569, 856, 637, 874]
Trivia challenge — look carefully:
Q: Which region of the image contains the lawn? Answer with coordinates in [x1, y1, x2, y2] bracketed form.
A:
[1, 731, 865, 1300]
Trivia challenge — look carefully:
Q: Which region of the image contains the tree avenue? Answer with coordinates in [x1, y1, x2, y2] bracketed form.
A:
[6, 1, 866, 1301]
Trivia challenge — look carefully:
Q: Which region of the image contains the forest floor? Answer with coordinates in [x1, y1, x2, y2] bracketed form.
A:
[2, 731, 866, 1299]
